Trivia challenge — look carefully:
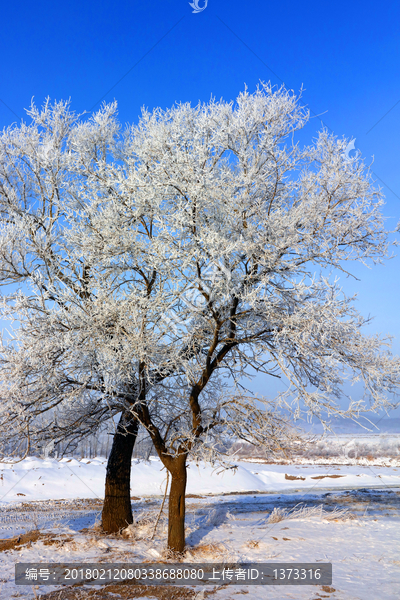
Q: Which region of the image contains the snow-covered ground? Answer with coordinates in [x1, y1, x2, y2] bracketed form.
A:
[1, 454, 400, 503]
[0, 455, 399, 599]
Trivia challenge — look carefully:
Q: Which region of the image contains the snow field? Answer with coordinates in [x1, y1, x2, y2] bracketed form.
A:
[0, 457, 399, 599]
[1, 456, 400, 504]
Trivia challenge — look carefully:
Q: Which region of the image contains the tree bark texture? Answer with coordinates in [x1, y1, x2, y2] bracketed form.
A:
[101, 411, 139, 533]
[167, 453, 187, 553]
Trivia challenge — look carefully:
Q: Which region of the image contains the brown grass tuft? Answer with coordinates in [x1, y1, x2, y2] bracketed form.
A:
[320, 585, 336, 593]
[0, 531, 73, 552]
[187, 542, 226, 558]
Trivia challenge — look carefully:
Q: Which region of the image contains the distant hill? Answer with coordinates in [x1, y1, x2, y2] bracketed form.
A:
[301, 416, 400, 435]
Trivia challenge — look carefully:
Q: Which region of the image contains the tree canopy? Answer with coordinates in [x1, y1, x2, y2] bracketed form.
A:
[0, 83, 399, 550]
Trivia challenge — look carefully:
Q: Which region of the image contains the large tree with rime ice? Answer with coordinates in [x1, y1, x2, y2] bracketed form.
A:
[0, 83, 399, 551]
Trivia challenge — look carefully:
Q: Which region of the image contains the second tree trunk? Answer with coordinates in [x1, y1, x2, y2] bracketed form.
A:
[101, 411, 139, 533]
[167, 453, 187, 553]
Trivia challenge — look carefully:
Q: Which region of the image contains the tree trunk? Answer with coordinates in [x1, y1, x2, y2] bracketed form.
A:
[167, 453, 187, 553]
[101, 411, 139, 533]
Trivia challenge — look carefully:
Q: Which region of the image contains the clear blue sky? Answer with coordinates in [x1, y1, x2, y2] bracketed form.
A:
[1, 0, 399, 418]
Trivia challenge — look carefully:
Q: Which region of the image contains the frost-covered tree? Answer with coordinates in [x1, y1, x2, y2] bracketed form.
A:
[0, 84, 399, 552]
[0, 100, 144, 532]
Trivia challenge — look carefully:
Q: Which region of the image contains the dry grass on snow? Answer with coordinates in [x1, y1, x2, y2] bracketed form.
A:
[0, 531, 73, 552]
[36, 582, 217, 600]
[267, 504, 354, 523]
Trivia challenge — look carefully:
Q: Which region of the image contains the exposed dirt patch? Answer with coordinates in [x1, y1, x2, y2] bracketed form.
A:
[320, 585, 336, 593]
[220, 490, 261, 496]
[311, 475, 345, 480]
[38, 583, 217, 599]
[5, 498, 104, 512]
[0, 531, 73, 552]
[284, 474, 305, 481]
